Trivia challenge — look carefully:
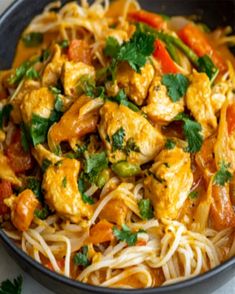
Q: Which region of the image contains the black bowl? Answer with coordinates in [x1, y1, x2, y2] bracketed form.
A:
[0, 0, 235, 293]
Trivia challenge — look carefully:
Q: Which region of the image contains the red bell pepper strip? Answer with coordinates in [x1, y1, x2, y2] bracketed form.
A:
[153, 40, 180, 74]
[0, 180, 12, 215]
[178, 23, 227, 73]
[227, 103, 235, 135]
[128, 10, 166, 30]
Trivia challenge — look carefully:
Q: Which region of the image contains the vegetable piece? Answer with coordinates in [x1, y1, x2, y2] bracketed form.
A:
[162, 73, 189, 102]
[111, 161, 141, 177]
[213, 161, 232, 186]
[11, 189, 39, 232]
[78, 177, 95, 205]
[25, 177, 42, 200]
[0, 104, 13, 129]
[0, 180, 12, 215]
[6, 129, 33, 173]
[113, 224, 139, 246]
[58, 39, 69, 49]
[112, 127, 125, 151]
[42, 159, 52, 173]
[22, 32, 43, 47]
[178, 23, 227, 73]
[138, 199, 154, 220]
[211, 184, 235, 230]
[8, 60, 39, 85]
[68, 39, 92, 65]
[153, 40, 180, 74]
[188, 191, 198, 200]
[20, 123, 30, 153]
[88, 220, 114, 244]
[124, 138, 140, 155]
[174, 113, 203, 153]
[109, 89, 140, 112]
[34, 206, 49, 220]
[96, 169, 110, 188]
[30, 114, 50, 146]
[165, 139, 176, 150]
[227, 103, 235, 135]
[197, 55, 219, 82]
[0, 275, 23, 294]
[128, 10, 166, 30]
[74, 246, 90, 267]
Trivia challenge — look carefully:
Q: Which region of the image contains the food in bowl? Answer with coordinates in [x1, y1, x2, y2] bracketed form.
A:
[0, 0, 235, 289]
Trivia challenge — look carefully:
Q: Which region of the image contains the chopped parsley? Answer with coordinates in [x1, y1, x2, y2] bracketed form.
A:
[198, 55, 219, 82]
[174, 113, 203, 153]
[113, 224, 139, 246]
[30, 114, 50, 146]
[42, 159, 52, 173]
[109, 89, 140, 112]
[8, 60, 39, 85]
[74, 246, 90, 267]
[26, 177, 42, 200]
[138, 199, 154, 220]
[20, 123, 30, 152]
[0, 276, 23, 294]
[188, 191, 198, 200]
[0, 104, 13, 129]
[112, 127, 125, 151]
[22, 32, 43, 47]
[213, 161, 232, 186]
[78, 177, 94, 205]
[125, 138, 140, 155]
[162, 74, 190, 102]
[165, 139, 176, 150]
[62, 177, 67, 188]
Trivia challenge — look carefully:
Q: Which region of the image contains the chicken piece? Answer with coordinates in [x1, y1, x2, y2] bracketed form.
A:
[99, 199, 128, 225]
[10, 189, 39, 232]
[142, 76, 184, 124]
[0, 153, 21, 186]
[68, 40, 92, 64]
[211, 80, 229, 114]
[48, 95, 101, 148]
[42, 158, 93, 223]
[186, 71, 217, 138]
[42, 44, 67, 87]
[99, 101, 164, 165]
[62, 61, 95, 97]
[10, 80, 40, 124]
[20, 87, 55, 125]
[32, 144, 62, 167]
[144, 147, 193, 219]
[116, 62, 154, 106]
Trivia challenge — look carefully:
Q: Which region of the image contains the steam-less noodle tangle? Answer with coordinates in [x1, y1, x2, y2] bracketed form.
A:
[0, 0, 235, 289]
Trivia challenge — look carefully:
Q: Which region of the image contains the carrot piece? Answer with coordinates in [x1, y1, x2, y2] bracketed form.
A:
[6, 129, 33, 173]
[0, 180, 12, 215]
[153, 40, 180, 74]
[178, 23, 227, 73]
[128, 10, 166, 30]
[211, 184, 235, 230]
[68, 40, 92, 65]
[227, 103, 235, 135]
[88, 220, 114, 245]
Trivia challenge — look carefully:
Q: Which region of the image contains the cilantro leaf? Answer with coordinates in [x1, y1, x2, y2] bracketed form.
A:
[124, 138, 140, 155]
[22, 32, 43, 47]
[104, 37, 121, 58]
[198, 55, 219, 82]
[74, 246, 90, 267]
[62, 177, 67, 188]
[109, 89, 140, 112]
[0, 104, 13, 129]
[26, 177, 42, 200]
[113, 224, 138, 246]
[77, 75, 104, 98]
[188, 191, 198, 200]
[34, 206, 49, 220]
[165, 139, 176, 150]
[162, 74, 189, 102]
[40, 49, 51, 62]
[112, 127, 125, 151]
[9, 60, 39, 85]
[78, 177, 94, 204]
[20, 123, 30, 152]
[84, 152, 109, 183]
[30, 114, 50, 146]
[174, 113, 203, 153]
[41, 159, 52, 173]
[0, 275, 23, 294]
[138, 199, 154, 220]
[213, 161, 232, 186]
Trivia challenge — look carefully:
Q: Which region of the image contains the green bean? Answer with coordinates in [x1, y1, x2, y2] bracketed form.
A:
[96, 169, 110, 188]
[112, 161, 141, 178]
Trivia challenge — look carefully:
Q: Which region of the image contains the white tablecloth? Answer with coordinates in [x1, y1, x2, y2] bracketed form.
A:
[0, 1, 234, 293]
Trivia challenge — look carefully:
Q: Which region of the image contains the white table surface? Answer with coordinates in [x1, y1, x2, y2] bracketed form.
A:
[0, 1, 235, 293]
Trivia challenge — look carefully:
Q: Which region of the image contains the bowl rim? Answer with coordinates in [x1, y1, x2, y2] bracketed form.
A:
[0, 0, 235, 293]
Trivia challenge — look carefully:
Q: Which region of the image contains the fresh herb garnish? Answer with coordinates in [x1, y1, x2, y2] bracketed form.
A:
[77, 75, 105, 98]
[198, 55, 219, 82]
[162, 74, 189, 102]
[165, 139, 176, 150]
[20, 123, 30, 152]
[84, 152, 109, 183]
[42, 159, 52, 172]
[62, 177, 67, 188]
[109, 89, 140, 112]
[124, 138, 141, 155]
[22, 32, 43, 47]
[30, 114, 50, 146]
[0, 104, 13, 129]
[112, 127, 125, 151]
[0, 275, 23, 294]
[113, 224, 139, 246]
[138, 199, 154, 220]
[9, 60, 39, 85]
[74, 246, 90, 267]
[78, 177, 94, 205]
[34, 206, 49, 220]
[40, 49, 51, 62]
[213, 161, 232, 186]
[188, 191, 198, 200]
[58, 39, 69, 49]
[26, 177, 42, 200]
[174, 113, 203, 153]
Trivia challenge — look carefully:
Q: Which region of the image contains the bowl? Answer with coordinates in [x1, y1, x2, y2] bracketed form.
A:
[0, 0, 235, 293]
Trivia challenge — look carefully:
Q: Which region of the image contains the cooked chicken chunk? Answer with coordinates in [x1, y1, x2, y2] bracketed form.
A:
[42, 158, 93, 223]
[62, 61, 95, 97]
[99, 199, 128, 225]
[20, 87, 55, 124]
[116, 62, 154, 106]
[144, 147, 193, 219]
[42, 44, 67, 87]
[0, 153, 21, 186]
[186, 71, 217, 138]
[99, 101, 164, 165]
[142, 76, 184, 124]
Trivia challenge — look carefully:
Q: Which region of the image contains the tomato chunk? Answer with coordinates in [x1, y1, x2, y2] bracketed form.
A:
[153, 40, 180, 74]
[68, 40, 92, 65]
[178, 23, 227, 73]
[6, 129, 33, 173]
[128, 10, 166, 30]
[0, 180, 12, 215]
